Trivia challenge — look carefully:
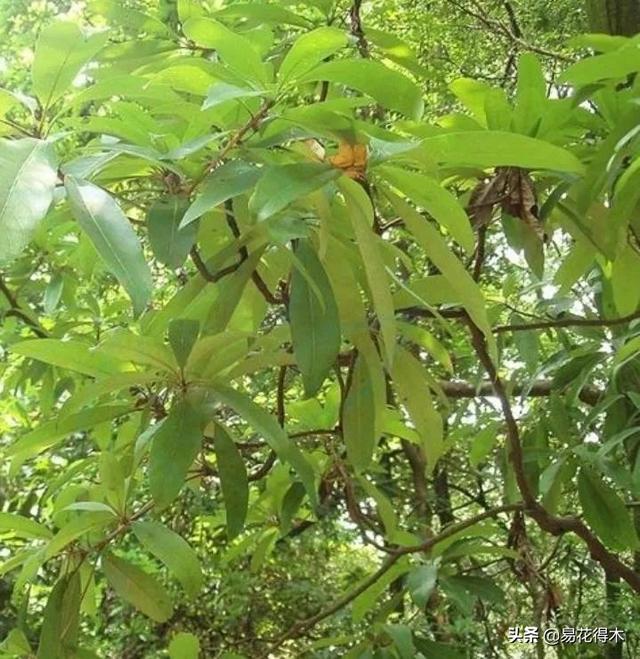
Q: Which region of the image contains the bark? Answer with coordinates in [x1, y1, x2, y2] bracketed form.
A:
[587, 0, 640, 36]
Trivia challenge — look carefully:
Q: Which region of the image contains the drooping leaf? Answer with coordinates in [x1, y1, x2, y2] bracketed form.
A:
[289, 239, 341, 397]
[577, 467, 639, 551]
[0, 138, 58, 263]
[206, 385, 317, 507]
[37, 572, 81, 659]
[341, 178, 396, 367]
[103, 552, 173, 622]
[406, 563, 438, 608]
[149, 400, 203, 509]
[343, 355, 376, 471]
[213, 424, 249, 540]
[148, 196, 197, 269]
[65, 176, 153, 316]
[133, 520, 203, 598]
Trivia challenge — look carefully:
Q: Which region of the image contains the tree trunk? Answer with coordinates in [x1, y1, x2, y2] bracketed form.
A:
[587, 0, 640, 36]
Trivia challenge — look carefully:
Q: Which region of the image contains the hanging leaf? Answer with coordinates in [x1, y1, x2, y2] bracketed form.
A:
[343, 355, 376, 471]
[341, 178, 395, 367]
[148, 196, 197, 269]
[0, 138, 58, 263]
[289, 239, 341, 397]
[103, 553, 173, 622]
[36, 572, 81, 659]
[0, 512, 52, 540]
[577, 467, 639, 551]
[132, 520, 203, 598]
[149, 400, 203, 509]
[213, 424, 249, 540]
[65, 176, 153, 316]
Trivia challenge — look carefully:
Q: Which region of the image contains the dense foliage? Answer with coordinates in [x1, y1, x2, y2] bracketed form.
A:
[1, 1, 640, 657]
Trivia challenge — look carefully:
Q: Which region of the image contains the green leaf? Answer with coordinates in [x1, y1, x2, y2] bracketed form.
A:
[289, 240, 341, 397]
[6, 404, 132, 460]
[215, 3, 312, 27]
[206, 385, 317, 508]
[385, 189, 493, 347]
[169, 632, 200, 659]
[37, 572, 81, 659]
[0, 138, 58, 263]
[65, 176, 153, 316]
[10, 338, 124, 377]
[300, 60, 424, 119]
[214, 424, 249, 540]
[560, 43, 640, 85]
[0, 512, 52, 540]
[343, 355, 376, 471]
[45, 512, 114, 560]
[351, 559, 411, 622]
[181, 161, 261, 228]
[132, 520, 203, 598]
[103, 552, 173, 622]
[97, 330, 178, 373]
[149, 400, 203, 509]
[512, 54, 546, 135]
[341, 179, 395, 366]
[168, 319, 200, 369]
[279, 26, 348, 83]
[577, 467, 639, 551]
[202, 83, 265, 110]
[421, 131, 584, 173]
[249, 163, 340, 221]
[406, 563, 438, 608]
[148, 196, 197, 269]
[182, 18, 268, 86]
[611, 245, 640, 316]
[392, 347, 444, 468]
[32, 22, 108, 107]
[379, 166, 474, 253]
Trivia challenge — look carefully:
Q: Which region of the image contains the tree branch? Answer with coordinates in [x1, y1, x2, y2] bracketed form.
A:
[0, 274, 48, 337]
[466, 315, 640, 594]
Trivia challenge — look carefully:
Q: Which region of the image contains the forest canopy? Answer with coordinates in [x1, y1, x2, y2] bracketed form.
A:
[1, 0, 640, 657]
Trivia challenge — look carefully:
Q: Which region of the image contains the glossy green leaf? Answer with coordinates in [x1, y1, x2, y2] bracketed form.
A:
[421, 131, 584, 173]
[249, 163, 340, 221]
[279, 26, 348, 83]
[406, 563, 438, 608]
[289, 239, 341, 397]
[103, 552, 173, 622]
[215, 3, 311, 27]
[148, 196, 197, 269]
[560, 43, 640, 85]
[611, 245, 640, 316]
[214, 424, 249, 540]
[133, 520, 203, 598]
[65, 176, 153, 316]
[202, 83, 265, 110]
[181, 161, 261, 228]
[0, 138, 57, 263]
[182, 18, 268, 86]
[577, 467, 639, 551]
[32, 22, 108, 107]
